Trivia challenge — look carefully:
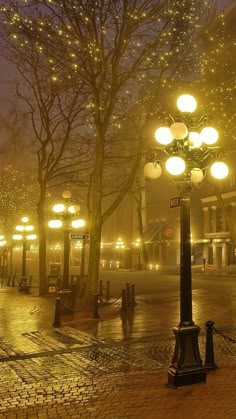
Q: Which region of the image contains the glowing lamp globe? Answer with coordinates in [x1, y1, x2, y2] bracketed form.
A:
[210, 162, 229, 179]
[68, 204, 80, 214]
[189, 132, 202, 148]
[144, 162, 162, 179]
[190, 168, 204, 184]
[165, 156, 185, 176]
[177, 94, 197, 113]
[26, 234, 37, 240]
[16, 225, 24, 231]
[53, 203, 65, 213]
[170, 122, 188, 140]
[62, 190, 72, 199]
[72, 219, 86, 228]
[13, 234, 23, 240]
[21, 217, 29, 223]
[200, 127, 218, 145]
[155, 127, 173, 145]
[48, 220, 63, 228]
[25, 225, 34, 231]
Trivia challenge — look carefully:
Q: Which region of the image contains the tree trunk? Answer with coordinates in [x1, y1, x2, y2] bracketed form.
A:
[85, 121, 104, 308]
[136, 191, 149, 270]
[86, 216, 102, 305]
[37, 184, 47, 296]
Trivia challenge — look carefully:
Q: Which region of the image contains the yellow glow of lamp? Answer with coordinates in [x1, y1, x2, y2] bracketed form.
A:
[200, 127, 218, 145]
[170, 122, 188, 140]
[210, 162, 229, 179]
[21, 217, 29, 223]
[154, 127, 173, 145]
[48, 220, 63, 228]
[16, 225, 24, 231]
[166, 156, 185, 176]
[177, 94, 197, 113]
[62, 190, 72, 199]
[71, 219, 86, 228]
[144, 162, 162, 179]
[53, 203, 65, 213]
[26, 234, 37, 240]
[0, 235, 4, 240]
[190, 168, 204, 184]
[25, 225, 34, 231]
[189, 132, 202, 148]
[68, 204, 80, 214]
[13, 234, 23, 240]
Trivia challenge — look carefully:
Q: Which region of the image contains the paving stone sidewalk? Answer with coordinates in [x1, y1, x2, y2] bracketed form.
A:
[0, 287, 236, 418]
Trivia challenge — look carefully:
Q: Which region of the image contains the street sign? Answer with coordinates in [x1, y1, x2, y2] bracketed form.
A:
[170, 196, 181, 208]
[70, 233, 90, 240]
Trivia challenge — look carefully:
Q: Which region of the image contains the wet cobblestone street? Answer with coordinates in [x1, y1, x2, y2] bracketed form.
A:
[1, 275, 236, 417]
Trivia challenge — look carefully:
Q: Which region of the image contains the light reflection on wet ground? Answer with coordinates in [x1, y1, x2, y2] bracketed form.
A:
[73, 271, 236, 345]
[1, 272, 236, 360]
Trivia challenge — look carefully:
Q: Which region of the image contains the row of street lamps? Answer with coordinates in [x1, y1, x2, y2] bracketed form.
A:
[0, 191, 87, 285]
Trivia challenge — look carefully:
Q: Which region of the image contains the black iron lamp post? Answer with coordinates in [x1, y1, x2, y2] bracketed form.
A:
[13, 217, 37, 277]
[144, 94, 229, 387]
[48, 191, 86, 288]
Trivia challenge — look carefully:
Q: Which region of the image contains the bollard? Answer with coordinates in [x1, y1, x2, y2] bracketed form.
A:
[130, 284, 137, 306]
[126, 283, 131, 307]
[53, 298, 61, 327]
[205, 320, 217, 370]
[99, 280, 103, 296]
[121, 289, 127, 312]
[93, 293, 100, 318]
[105, 280, 110, 300]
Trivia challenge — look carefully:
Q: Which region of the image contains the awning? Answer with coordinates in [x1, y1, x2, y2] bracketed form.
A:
[144, 223, 166, 242]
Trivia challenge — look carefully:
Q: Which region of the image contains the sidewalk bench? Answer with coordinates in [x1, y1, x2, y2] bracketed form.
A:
[18, 277, 32, 294]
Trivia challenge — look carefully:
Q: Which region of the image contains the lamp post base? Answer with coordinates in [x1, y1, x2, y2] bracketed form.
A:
[168, 324, 206, 387]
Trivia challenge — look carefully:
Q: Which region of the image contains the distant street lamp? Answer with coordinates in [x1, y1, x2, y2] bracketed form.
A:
[48, 191, 86, 288]
[13, 217, 37, 277]
[144, 94, 229, 387]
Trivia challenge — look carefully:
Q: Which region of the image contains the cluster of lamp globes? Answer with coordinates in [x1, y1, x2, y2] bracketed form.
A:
[13, 217, 37, 242]
[144, 94, 229, 184]
[48, 190, 86, 229]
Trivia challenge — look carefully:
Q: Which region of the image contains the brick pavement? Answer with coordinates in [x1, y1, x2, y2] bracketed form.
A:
[0, 287, 236, 417]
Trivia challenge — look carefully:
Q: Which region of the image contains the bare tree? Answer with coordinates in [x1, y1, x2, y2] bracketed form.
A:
[1, 0, 217, 306]
[1, 18, 92, 295]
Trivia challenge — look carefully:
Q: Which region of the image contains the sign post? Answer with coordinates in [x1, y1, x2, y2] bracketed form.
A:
[170, 197, 181, 208]
[70, 233, 90, 240]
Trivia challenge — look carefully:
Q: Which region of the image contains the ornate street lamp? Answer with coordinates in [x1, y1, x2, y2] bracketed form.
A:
[144, 94, 229, 387]
[13, 217, 37, 277]
[48, 191, 86, 288]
